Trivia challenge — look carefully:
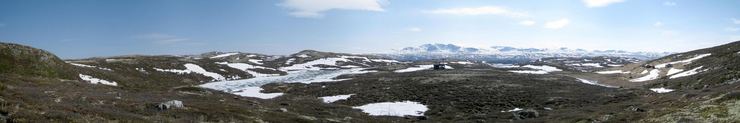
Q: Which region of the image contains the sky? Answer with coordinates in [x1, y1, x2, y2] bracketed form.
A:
[1, 0, 739, 59]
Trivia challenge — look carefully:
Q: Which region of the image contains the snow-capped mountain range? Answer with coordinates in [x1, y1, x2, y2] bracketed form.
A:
[379, 43, 672, 62]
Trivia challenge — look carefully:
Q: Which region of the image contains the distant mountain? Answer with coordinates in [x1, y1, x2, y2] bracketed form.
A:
[380, 43, 672, 62]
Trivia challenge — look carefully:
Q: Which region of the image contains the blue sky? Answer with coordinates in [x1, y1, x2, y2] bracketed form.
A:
[1, 0, 739, 58]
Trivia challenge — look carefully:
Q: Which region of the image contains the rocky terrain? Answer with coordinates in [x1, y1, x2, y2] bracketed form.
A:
[0, 41, 739, 122]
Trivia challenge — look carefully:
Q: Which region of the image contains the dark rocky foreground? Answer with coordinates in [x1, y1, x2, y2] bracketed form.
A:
[262, 68, 652, 122]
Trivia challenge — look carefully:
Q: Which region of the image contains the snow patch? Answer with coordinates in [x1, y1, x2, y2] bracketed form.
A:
[231, 87, 283, 99]
[630, 69, 660, 82]
[501, 108, 523, 112]
[79, 74, 117, 86]
[155, 63, 225, 81]
[211, 53, 239, 58]
[280, 58, 350, 71]
[509, 65, 562, 74]
[370, 59, 400, 63]
[285, 58, 295, 65]
[576, 78, 618, 88]
[340, 55, 371, 62]
[489, 63, 519, 68]
[640, 70, 649, 74]
[450, 61, 474, 65]
[595, 70, 629, 74]
[522, 65, 562, 72]
[508, 70, 549, 74]
[650, 87, 675, 93]
[297, 54, 310, 58]
[568, 63, 602, 67]
[394, 65, 434, 73]
[248, 59, 264, 65]
[320, 94, 354, 103]
[655, 53, 711, 68]
[353, 101, 428, 117]
[669, 66, 705, 79]
[216, 62, 280, 78]
[68, 62, 113, 71]
[607, 64, 623, 67]
[666, 68, 683, 75]
[200, 68, 374, 96]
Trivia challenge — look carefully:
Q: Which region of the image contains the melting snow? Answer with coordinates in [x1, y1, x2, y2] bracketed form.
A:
[501, 108, 523, 112]
[155, 63, 225, 81]
[352, 101, 428, 117]
[394, 65, 434, 73]
[489, 63, 519, 68]
[217, 62, 279, 78]
[630, 69, 660, 82]
[370, 59, 400, 63]
[640, 70, 649, 74]
[568, 63, 602, 67]
[211, 53, 239, 58]
[655, 53, 711, 68]
[280, 58, 350, 71]
[68, 62, 113, 71]
[79, 74, 117, 86]
[451, 61, 474, 65]
[666, 68, 683, 75]
[248, 59, 263, 65]
[522, 65, 562, 72]
[576, 78, 618, 88]
[320, 94, 354, 103]
[595, 70, 629, 74]
[202, 58, 377, 99]
[297, 54, 310, 58]
[200, 68, 373, 97]
[509, 70, 549, 74]
[669, 66, 705, 79]
[509, 65, 562, 74]
[607, 64, 623, 67]
[650, 87, 675, 93]
[285, 58, 295, 65]
[340, 55, 371, 62]
[231, 87, 283, 99]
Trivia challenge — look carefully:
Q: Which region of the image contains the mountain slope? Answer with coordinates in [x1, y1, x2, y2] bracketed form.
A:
[590, 40, 740, 122]
[0, 42, 77, 79]
[382, 43, 672, 62]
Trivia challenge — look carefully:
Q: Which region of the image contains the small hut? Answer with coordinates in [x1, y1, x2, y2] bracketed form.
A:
[433, 64, 446, 70]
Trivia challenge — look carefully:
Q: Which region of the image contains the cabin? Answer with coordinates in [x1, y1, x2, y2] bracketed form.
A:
[433, 64, 446, 70]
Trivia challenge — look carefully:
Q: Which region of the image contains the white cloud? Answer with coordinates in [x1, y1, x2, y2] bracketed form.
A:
[654, 21, 664, 27]
[583, 0, 625, 8]
[726, 27, 740, 32]
[519, 20, 536, 26]
[279, 0, 387, 18]
[427, 6, 528, 17]
[733, 18, 740, 24]
[406, 27, 422, 32]
[544, 18, 570, 29]
[137, 33, 191, 44]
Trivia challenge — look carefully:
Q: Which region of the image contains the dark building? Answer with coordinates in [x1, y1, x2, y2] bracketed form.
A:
[433, 64, 446, 70]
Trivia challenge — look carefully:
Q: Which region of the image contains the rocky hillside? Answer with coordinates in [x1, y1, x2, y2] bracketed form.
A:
[0, 42, 411, 122]
[0, 42, 77, 80]
[588, 40, 740, 122]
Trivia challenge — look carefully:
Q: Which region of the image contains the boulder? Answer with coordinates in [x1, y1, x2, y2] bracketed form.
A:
[156, 100, 184, 110]
[512, 109, 539, 120]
